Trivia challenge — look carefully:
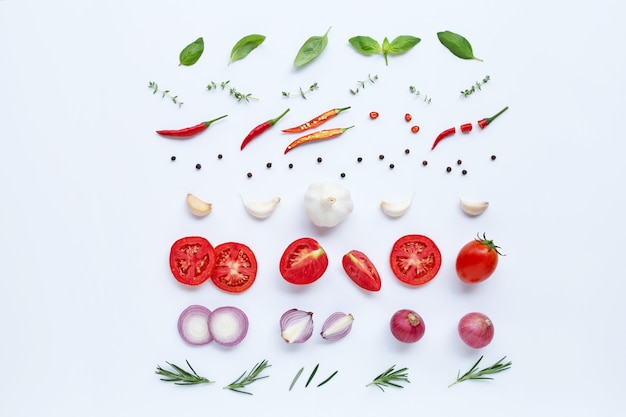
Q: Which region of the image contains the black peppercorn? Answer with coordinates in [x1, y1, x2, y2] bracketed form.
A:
[266, 162, 272, 168]
[491, 155, 496, 160]
[246, 172, 252, 178]
[462, 169, 467, 175]
[422, 160, 428, 166]
[288, 163, 294, 169]
[457, 159, 462, 165]
[404, 148, 410, 154]
[389, 163, 395, 169]
[357, 157, 363, 163]
[317, 157, 323, 163]
[217, 154, 223, 159]
[340, 172, 346, 178]
[195, 163, 201, 170]
[379, 154, 385, 160]
[446, 166, 452, 172]
[171, 156, 176, 161]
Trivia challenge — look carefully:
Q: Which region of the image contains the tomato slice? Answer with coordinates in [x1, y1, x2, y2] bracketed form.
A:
[342, 250, 382, 292]
[169, 236, 216, 286]
[210, 242, 257, 293]
[390, 234, 442, 286]
[279, 237, 328, 285]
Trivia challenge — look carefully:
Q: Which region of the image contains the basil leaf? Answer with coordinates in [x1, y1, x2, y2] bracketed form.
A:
[381, 37, 391, 65]
[229, 34, 266, 64]
[294, 26, 331, 68]
[437, 31, 482, 61]
[388, 35, 421, 55]
[348, 36, 382, 56]
[179, 37, 204, 66]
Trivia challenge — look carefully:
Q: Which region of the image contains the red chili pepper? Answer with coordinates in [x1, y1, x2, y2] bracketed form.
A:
[284, 126, 354, 154]
[240, 108, 290, 150]
[477, 106, 509, 129]
[460, 123, 473, 133]
[431, 127, 456, 150]
[156, 114, 228, 138]
[282, 106, 350, 133]
[405, 113, 412, 122]
[369, 111, 379, 119]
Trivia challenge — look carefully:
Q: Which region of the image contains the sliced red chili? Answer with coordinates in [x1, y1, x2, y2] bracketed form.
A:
[460, 123, 473, 133]
[411, 125, 420, 133]
[369, 111, 379, 119]
[405, 113, 412, 122]
[284, 126, 354, 154]
[282, 107, 350, 133]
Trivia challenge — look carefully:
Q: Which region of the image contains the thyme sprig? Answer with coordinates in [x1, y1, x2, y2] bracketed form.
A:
[282, 82, 319, 99]
[223, 360, 271, 395]
[207, 80, 258, 102]
[366, 365, 410, 391]
[155, 360, 213, 385]
[148, 81, 183, 107]
[449, 355, 512, 387]
[409, 85, 432, 103]
[461, 75, 490, 97]
[350, 74, 378, 95]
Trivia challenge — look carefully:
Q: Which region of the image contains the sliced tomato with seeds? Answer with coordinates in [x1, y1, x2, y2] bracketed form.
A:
[279, 237, 328, 285]
[211, 242, 257, 293]
[390, 234, 442, 286]
[169, 236, 216, 286]
[342, 250, 382, 292]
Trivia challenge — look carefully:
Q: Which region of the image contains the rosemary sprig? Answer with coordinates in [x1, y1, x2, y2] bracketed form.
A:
[207, 80, 258, 102]
[148, 81, 183, 107]
[350, 74, 378, 95]
[282, 82, 319, 99]
[305, 363, 319, 387]
[155, 360, 213, 385]
[223, 360, 271, 395]
[316, 370, 338, 387]
[366, 365, 410, 391]
[461, 75, 490, 97]
[289, 367, 305, 391]
[409, 85, 432, 103]
[448, 355, 512, 387]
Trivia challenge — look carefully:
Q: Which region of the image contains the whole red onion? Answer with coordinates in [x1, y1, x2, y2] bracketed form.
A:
[390, 309, 425, 343]
[458, 312, 494, 348]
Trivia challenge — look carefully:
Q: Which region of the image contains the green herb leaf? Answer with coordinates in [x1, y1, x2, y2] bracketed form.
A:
[155, 360, 213, 385]
[223, 360, 271, 395]
[349, 36, 382, 56]
[381, 37, 390, 65]
[229, 34, 266, 64]
[437, 30, 482, 61]
[388, 35, 421, 55]
[294, 26, 331, 68]
[179, 37, 204, 66]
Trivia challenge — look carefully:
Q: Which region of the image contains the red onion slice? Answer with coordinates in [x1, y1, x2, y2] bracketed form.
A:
[207, 306, 249, 347]
[280, 308, 314, 343]
[178, 305, 212, 345]
[320, 312, 354, 341]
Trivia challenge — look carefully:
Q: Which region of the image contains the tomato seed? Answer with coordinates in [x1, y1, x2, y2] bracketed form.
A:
[171, 156, 176, 161]
[195, 163, 201, 170]
[247, 172, 252, 178]
[462, 169, 468, 175]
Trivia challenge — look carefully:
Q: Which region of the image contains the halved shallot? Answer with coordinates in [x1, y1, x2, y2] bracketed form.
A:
[178, 305, 212, 346]
[320, 312, 354, 341]
[280, 308, 314, 344]
[207, 306, 249, 347]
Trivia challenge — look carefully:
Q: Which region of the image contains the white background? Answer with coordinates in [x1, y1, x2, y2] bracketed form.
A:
[1, 0, 625, 415]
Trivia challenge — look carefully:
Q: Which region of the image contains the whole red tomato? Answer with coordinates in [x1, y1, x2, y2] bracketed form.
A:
[455, 234, 503, 284]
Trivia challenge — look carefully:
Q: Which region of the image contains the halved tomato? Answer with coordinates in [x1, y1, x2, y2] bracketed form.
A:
[169, 236, 216, 286]
[390, 234, 442, 286]
[211, 242, 257, 293]
[279, 237, 328, 285]
[342, 250, 382, 292]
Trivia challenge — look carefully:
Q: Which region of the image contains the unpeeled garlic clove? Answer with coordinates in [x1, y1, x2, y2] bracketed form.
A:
[459, 196, 489, 216]
[380, 194, 414, 217]
[242, 196, 281, 219]
[186, 193, 212, 216]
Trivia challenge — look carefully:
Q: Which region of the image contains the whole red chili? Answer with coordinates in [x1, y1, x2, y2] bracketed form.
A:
[156, 114, 228, 138]
[282, 106, 350, 133]
[460, 123, 473, 133]
[478, 106, 509, 129]
[240, 108, 290, 150]
[405, 113, 412, 122]
[369, 111, 379, 119]
[284, 126, 354, 154]
[431, 127, 457, 150]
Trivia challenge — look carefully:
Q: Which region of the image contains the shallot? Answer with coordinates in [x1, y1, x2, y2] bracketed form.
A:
[320, 312, 354, 341]
[178, 305, 212, 345]
[280, 308, 314, 343]
[458, 312, 494, 348]
[390, 309, 425, 343]
[207, 306, 249, 347]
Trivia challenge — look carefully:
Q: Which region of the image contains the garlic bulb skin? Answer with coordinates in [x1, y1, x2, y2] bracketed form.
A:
[304, 182, 354, 227]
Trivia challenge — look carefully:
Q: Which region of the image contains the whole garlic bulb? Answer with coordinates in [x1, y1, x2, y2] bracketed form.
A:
[304, 182, 354, 227]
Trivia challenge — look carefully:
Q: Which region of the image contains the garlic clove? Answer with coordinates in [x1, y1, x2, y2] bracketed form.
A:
[186, 193, 212, 216]
[459, 196, 489, 216]
[320, 312, 354, 341]
[380, 194, 414, 218]
[242, 196, 281, 219]
[280, 308, 314, 344]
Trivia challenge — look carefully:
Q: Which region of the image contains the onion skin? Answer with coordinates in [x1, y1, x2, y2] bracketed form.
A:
[207, 306, 249, 347]
[177, 305, 212, 345]
[458, 312, 494, 348]
[390, 309, 425, 343]
[280, 308, 314, 343]
[320, 312, 354, 341]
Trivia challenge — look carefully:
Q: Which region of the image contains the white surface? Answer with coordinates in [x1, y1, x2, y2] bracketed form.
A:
[1, 0, 625, 415]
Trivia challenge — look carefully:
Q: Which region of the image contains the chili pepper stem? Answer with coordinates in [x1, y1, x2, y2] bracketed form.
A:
[486, 106, 508, 124]
[268, 108, 290, 126]
[203, 114, 228, 127]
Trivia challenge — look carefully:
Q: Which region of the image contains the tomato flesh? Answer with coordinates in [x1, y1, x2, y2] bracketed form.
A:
[211, 242, 257, 293]
[169, 236, 216, 286]
[455, 237, 500, 284]
[342, 250, 382, 292]
[279, 237, 328, 285]
[390, 234, 442, 286]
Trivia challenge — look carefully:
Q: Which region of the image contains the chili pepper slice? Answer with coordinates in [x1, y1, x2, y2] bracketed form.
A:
[477, 106, 509, 129]
[431, 127, 456, 150]
[411, 125, 420, 133]
[284, 126, 354, 154]
[460, 123, 473, 133]
[281, 106, 350, 133]
[156, 114, 228, 138]
[369, 111, 379, 119]
[240, 108, 290, 150]
[405, 113, 412, 122]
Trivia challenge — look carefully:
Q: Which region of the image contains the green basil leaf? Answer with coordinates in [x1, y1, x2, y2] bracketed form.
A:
[294, 26, 331, 68]
[437, 31, 482, 61]
[348, 36, 382, 56]
[382, 37, 390, 65]
[388, 35, 421, 55]
[229, 34, 266, 64]
[179, 37, 204, 66]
